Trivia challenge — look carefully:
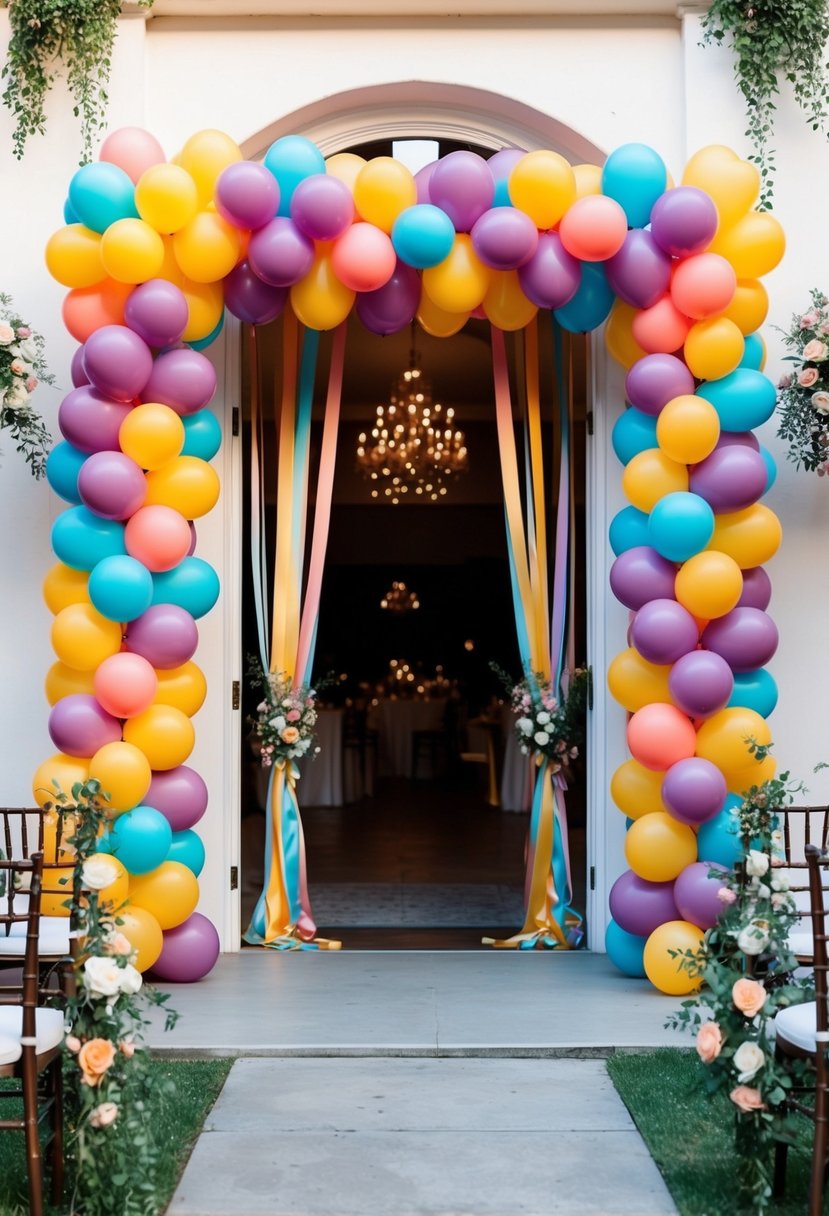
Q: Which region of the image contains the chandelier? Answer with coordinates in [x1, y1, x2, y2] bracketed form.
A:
[380, 581, 420, 613]
[356, 332, 468, 505]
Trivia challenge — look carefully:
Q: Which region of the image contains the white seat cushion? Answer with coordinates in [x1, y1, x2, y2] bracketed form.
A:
[0, 1006, 65, 1065]
[0, 917, 71, 957]
[787, 927, 816, 958]
[774, 1001, 818, 1053]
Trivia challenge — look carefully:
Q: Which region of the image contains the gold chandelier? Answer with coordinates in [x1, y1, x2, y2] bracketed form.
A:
[380, 581, 420, 613]
[356, 333, 468, 505]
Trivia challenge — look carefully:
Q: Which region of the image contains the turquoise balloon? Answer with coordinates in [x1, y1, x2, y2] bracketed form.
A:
[727, 668, 778, 718]
[88, 554, 153, 622]
[612, 407, 658, 465]
[63, 197, 80, 225]
[189, 315, 224, 352]
[554, 263, 614, 333]
[759, 445, 777, 493]
[609, 505, 650, 555]
[697, 369, 776, 432]
[391, 205, 455, 270]
[68, 162, 139, 234]
[648, 491, 715, 562]
[697, 794, 743, 868]
[601, 144, 667, 228]
[168, 829, 205, 876]
[264, 136, 325, 218]
[492, 179, 511, 208]
[739, 333, 765, 371]
[106, 805, 172, 876]
[51, 506, 126, 572]
[606, 919, 647, 978]
[182, 410, 222, 461]
[151, 556, 219, 618]
[46, 442, 87, 505]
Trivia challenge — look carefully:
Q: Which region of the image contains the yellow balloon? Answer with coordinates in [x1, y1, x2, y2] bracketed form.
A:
[177, 129, 243, 207]
[483, 270, 538, 331]
[656, 394, 721, 464]
[675, 550, 743, 619]
[119, 402, 185, 471]
[290, 252, 355, 331]
[41, 867, 75, 917]
[683, 317, 745, 381]
[45, 662, 97, 706]
[51, 603, 123, 672]
[153, 661, 207, 717]
[622, 448, 689, 513]
[610, 759, 668, 819]
[116, 904, 164, 972]
[708, 503, 782, 569]
[353, 157, 416, 233]
[144, 455, 220, 519]
[695, 707, 772, 792]
[325, 152, 366, 192]
[43, 563, 90, 615]
[122, 704, 195, 771]
[101, 218, 165, 285]
[32, 753, 90, 809]
[722, 278, 769, 336]
[45, 224, 105, 288]
[422, 234, 491, 313]
[508, 150, 576, 229]
[135, 163, 200, 234]
[129, 860, 199, 930]
[709, 211, 786, 279]
[607, 648, 673, 713]
[573, 163, 602, 199]
[157, 235, 187, 287]
[681, 145, 759, 227]
[416, 291, 469, 338]
[180, 278, 224, 343]
[173, 211, 243, 283]
[625, 812, 697, 883]
[89, 741, 152, 814]
[605, 300, 647, 371]
[644, 920, 704, 995]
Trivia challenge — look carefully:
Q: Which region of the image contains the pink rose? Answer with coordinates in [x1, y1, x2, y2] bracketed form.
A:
[803, 339, 828, 362]
[119, 1039, 136, 1058]
[732, 977, 767, 1017]
[811, 391, 829, 415]
[65, 1035, 81, 1054]
[730, 1085, 766, 1114]
[777, 374, 792, 389]
[801, 310, 820, 328]
[696, 1021, 724, 1064]
[25, 377, 38, 393]
[717, 886, 737, 904]
[799, 368, 820, 388]
[286, 709, 301, 722]
[10, 359, 25, 376]
[280, 726, 300, 745]
[15, 326, 31, 339]
[89, 1102, 119, 1129]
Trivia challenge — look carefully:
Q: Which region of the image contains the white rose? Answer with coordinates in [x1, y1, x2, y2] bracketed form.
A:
[733, 1040, 765, 1083]
[516, 717, 533, 736]
[17, 338, 38, 363]
[737, 921, 770, 956]
[81, 854, 119, 891]
[534, 731, 550, 747]
[812, 391, 829, 415]
[536, 711, 551, 725]
[83, 956, 123, 999]
[745, 850, 770, 878]
[770, 873, 790, 892]
[274, 715, 286, 731]
[5, 381, 29, 407]
[119, 964, 143, 995]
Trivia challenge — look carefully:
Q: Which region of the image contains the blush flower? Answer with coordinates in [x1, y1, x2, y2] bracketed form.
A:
[803, 338, 828, 362]
[280, 726, 300, 745]
[89, 1102, 119, 1129]
[717, 887, 737, 905]
[732, 978, 767, 1018]
[812, 391, 829, 415]
[696, 1021, 723, 1063]
[730, 1085, 766, 1114]
[799, 367, 820, 388]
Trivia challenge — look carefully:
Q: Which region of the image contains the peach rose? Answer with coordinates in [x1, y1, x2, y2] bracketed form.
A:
[799, 367, 820, 388]
[119, 1039, 136, 1059]
[280, 726, 300, 745]
[89, 1102, 119, 1129]
[730, 1085, 766, 1114]
[803, 339, 828, 362]
[65, 1035, 81, 1054]
[732, 977, 767, 1018]
[104, 932, 133, 957]
[78, 1038, 117, 1087]
[696, 1021, 724, 1064]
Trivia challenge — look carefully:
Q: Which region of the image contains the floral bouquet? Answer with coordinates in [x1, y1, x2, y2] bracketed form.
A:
[776, 288, 829, 474]
[0, 292, 53, 477]
[495, 665, 590, 772]
[247, 657, 320, 767]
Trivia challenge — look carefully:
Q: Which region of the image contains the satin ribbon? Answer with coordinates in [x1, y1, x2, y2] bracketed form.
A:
[248, 326, 270, 671]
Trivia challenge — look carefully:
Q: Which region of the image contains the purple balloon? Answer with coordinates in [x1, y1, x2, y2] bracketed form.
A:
[662, 758, 727, 826]
[48, 694, 122, 758]
[609, 546, 676, 611]
[689, 445, 769, 513]
[518, 233, 581, 310]
[669, 649, 734, 718]
[673, 861, 729, 930]
[82, 325, 153, 403]
[58, 386, 132, 454]
[126, 603, 198, 669]
[124, 280, 189, 348]
[429, 151, 495, 233]
[356, 260, 421, 336]
[150, 912, 220, 982]
[609, 870, 679, 938]
[290, 173, 354, 242]
[224, 260, 287, 326]
[141, 349, 217, 416]
[187, 521, 197, 557]
[702, 607, 779, 673]
[714, 430, 760, 452]
[738, 567, 772, 611]
[487, 147, 526, 183]
[650, 187, 719, 259]
[248, 217, 315, 287]
[605, 230, 673, 310]
[77, 450, 147, 520]
[471, 207, 538, 271]
[71, 346, 90, 387]
[147, 765, 207, 831]
[631, 598, 699, 665]
[216, 161, 280, 231]
[625, 354, 696, 417]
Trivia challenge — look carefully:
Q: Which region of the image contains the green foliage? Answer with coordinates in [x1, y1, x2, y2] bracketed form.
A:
[0, 292, 52, 478]
[701, 0, 829, 208]
[1, 0, 154, 163]
[775, 288, 829, 474]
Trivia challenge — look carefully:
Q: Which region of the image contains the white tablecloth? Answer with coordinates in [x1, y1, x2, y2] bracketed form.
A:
[374, 700, 446, 778]
[298, 709, 343, 807]
[500, 706, 533, 812]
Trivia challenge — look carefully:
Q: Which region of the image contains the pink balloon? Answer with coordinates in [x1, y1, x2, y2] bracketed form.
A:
[83, 325, 154, 403]
[100, 127, 166, 184]
[148, 765, 208, 830]
[48, 693, 122, 757]
[331, 223, 396, 292]
[59, 386, 133, 454]
[78, 450, 147, 520]
[126, 504, 192, 572]
[93, 652, 158, 719]
[150, 912, 219, 982]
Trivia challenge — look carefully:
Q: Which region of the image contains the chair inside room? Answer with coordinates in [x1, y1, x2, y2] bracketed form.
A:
[0, 851, 65, 1216]
[776, 805, 829, 964]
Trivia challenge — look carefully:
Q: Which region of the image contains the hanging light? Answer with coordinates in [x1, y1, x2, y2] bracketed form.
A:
[380, 581, 420, 613]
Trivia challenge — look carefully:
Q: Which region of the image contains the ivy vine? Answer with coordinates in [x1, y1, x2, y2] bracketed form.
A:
[1, 0, 153, 164]
[701, 0, 829, 209]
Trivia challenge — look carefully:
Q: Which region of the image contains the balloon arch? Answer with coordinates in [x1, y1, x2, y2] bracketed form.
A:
[37, 128, 784, 991]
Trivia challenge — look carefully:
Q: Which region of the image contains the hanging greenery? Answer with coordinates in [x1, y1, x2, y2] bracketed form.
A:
[1, 0, 153, 163]
[701, 0, 829, 208]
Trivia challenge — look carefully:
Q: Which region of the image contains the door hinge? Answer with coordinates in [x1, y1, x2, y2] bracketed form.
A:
[232, 406, 240, 436]
[589, 865, 596, 891]
[230, 866, 238, 891]
[586, 411, 594, 436]
[232, 680, 240, 710]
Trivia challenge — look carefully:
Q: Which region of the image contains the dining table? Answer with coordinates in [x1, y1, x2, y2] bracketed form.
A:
[371, 698, 447, 778]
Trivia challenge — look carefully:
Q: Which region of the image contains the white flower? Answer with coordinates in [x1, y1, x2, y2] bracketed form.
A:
[5, 381, 29, 407]
[83, 956, 123, 999]
[745, 850, 770, 878]
[16, 338, 37, 363]
[770, 873, 790, 892]
[119, 964, 143, 995]
[812, 391, 829, 415]
[81, 854, 119, 891]
[273, 715, 286, 731]
[0, 324, 14, 345]
[520, 745, 529, 755]
[516, 717, 533, 736]
[534, 731, 550, 747]
[536, 711, 551, 725]
[737, 921, 770, 956]
[733, 1040, 765, 1083]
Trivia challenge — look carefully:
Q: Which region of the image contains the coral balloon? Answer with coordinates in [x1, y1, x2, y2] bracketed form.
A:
[128, 860, 199, 929]
[89, 740, 152, 813]
[125, 504, 192, 572]
[62, 279, 133, 343]
[331, 223, 396, 293]
[644, 920, 704, 995]
[559, 195, 628, 262]
[671, 253, 737, 321]
[625, 813, 697, 882]
[627, 703, 696, 771]
[631, 295, 693, 356]
[94, 651, 158, 719]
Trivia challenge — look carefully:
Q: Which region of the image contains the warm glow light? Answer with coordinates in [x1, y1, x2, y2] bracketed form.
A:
[380, 581, 421, 613]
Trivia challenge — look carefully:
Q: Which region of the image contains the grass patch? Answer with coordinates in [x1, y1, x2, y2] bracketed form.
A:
[0, 1056, 233, 1215]
[608, 1048, 814, 1215]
